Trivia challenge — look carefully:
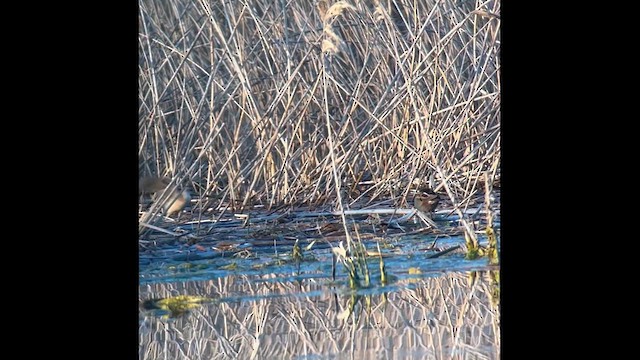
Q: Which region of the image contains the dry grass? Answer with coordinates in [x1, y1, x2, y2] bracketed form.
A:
[139, 0, 501, 243]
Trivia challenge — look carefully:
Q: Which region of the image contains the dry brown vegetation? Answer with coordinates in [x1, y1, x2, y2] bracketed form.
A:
[139, 0, 500, 238]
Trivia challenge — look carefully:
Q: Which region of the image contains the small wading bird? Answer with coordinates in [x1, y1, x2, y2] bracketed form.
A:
[413, 187, 440, 218]
[139, 176, 191, 218]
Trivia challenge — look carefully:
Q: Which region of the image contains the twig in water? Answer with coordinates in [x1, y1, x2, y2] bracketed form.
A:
[427, 245, 461, 259]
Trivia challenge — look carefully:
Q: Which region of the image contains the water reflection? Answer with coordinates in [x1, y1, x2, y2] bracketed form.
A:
[139, 271, 499, 359]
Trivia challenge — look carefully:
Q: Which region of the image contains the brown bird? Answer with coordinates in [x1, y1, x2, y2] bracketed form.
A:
[139, 176, 191, 218]
[413, 188, 440, 217]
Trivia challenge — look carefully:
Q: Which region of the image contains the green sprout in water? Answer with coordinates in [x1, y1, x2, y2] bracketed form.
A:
[464, 231, 481, 260]
[332, 240, 369, 290]
[464, 226, 500, 263]
[486, 226, 499, 265]
[292, 239, 303, 262]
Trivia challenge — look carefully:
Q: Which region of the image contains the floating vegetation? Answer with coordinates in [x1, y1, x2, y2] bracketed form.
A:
[141, 295, 217, 319]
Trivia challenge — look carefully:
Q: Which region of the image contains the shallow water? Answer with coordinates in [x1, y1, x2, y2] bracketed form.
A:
[140, 232, 494, 285]
[139, 210, 500, 359]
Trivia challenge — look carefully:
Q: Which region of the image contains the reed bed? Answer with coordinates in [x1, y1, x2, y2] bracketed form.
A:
[139, 271, 499, 359]
[139, 3, 500, 355]
[139, 1, 500, 255]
